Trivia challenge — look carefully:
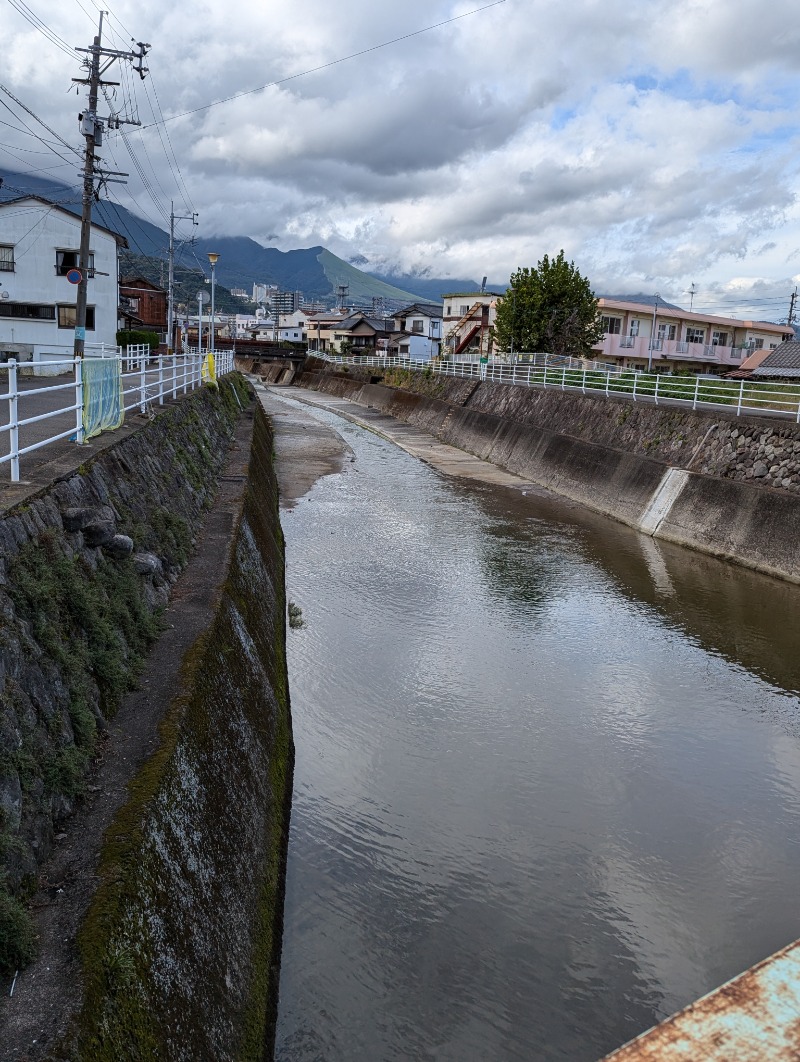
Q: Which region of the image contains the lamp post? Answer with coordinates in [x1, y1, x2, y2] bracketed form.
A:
[648, 293, 660, 372]
[207, 252, 219, 353]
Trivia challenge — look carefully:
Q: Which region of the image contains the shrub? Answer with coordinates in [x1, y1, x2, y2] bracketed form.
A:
[116, 329, 160, 351]
[0, 889, 36, 976]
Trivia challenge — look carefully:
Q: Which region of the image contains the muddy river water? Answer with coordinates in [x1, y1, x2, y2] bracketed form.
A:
[273, 403, 800, 1062]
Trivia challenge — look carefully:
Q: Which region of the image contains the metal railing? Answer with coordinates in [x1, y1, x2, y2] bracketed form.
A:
[0, 348, 234, 482]
[314, 352, 800, 421]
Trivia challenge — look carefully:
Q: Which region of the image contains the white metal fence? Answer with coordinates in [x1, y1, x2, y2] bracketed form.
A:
[314, 352, 800, 422]
[0, 348, 235, 482]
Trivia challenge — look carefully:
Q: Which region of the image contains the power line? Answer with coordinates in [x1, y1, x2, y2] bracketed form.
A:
[5, 0, 76, 58]
[143, 0, 509, 127]
[0, 83, 82, 162]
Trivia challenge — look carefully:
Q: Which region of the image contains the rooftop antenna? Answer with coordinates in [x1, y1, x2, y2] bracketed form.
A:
[685, 282, 697, 312]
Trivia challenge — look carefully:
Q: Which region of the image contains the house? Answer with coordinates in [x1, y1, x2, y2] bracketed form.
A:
[0, 195, 126, 363]
[592, 296, 790, 372]
[441, 290, 502, 358]
[306, 309, 350, 352]
[745, 339, 800, 379]
[391, 303, 442, 360]
[277, 308, 310, 345]
[119, 276, 167, 335]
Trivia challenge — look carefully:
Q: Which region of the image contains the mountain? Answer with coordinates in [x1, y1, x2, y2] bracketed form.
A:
[366, 272, 508, 302]
[0, 169, 421, 303]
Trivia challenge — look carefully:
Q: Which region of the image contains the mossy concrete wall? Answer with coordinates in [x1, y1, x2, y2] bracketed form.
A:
[0, 378, 250, 975]
[71, 403, 292, 1060]
[296, 363, 800, 582]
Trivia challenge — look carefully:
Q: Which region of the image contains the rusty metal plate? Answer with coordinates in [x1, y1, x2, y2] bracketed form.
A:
[602, 938, 800, 1061]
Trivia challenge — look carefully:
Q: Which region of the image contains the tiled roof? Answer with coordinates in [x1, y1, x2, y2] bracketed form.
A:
[752, 340, 800, 377]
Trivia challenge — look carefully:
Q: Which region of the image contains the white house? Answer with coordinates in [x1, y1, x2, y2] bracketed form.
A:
[277, 308, 310, 344]
[392, 303, 442, 360]
[0, 195, 126, 365]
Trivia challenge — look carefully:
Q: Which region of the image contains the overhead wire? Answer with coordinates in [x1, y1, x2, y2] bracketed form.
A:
[4, 0, 77, 59]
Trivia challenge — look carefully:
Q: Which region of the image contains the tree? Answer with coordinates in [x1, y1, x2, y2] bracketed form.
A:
[493, 251, 603, 358]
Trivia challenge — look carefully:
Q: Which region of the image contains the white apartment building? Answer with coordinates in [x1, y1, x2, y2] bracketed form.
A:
[594, 297, 790, 371]
[0, 195, 125, 363]
[441, 290, 502, 358]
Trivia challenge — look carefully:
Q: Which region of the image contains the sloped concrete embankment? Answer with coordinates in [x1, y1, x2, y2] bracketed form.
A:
[69, 402, 292, 1060]
[296, 364, 800, 582]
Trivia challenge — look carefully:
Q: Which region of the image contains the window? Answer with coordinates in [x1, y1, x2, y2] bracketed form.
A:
[629, 320, 640, 336]
[411, 319, 424, 333]
[459, 304, 470, 315]
[0, 245, 14, 272]
[56, 250, 95, 277]
[601, 316, 621, 334]
[57, 305, 95, 329]
[657, 323, 676, 341]
[686, 327, 705, 344]
[446, 305, 451, 316]
[0, 302, 55, 320]
[711, 331, 729, 346]
[748, 337, 764, 350]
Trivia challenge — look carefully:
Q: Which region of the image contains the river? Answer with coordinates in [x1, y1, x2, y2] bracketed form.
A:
[273, 403, 800, 1062]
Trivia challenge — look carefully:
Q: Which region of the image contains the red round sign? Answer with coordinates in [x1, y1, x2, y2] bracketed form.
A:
[66, 268, 82, 285]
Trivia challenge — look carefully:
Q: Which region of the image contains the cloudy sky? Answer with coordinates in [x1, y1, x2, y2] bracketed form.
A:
[3, 0, 800, 316]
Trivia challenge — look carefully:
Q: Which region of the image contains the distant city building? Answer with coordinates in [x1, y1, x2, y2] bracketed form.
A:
[252, 282, 278, 303]
[229, 288, 249, 299]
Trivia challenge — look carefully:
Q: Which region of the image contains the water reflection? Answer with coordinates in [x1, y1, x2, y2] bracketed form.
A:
[275, 410, 800, 1062]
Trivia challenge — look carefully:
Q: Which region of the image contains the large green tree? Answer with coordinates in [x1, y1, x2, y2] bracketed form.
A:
[493, 251, 603, 358]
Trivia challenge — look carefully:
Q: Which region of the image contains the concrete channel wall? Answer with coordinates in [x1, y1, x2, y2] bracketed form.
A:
[296, 363, 800, 583]
[0, 381, 293, 1059]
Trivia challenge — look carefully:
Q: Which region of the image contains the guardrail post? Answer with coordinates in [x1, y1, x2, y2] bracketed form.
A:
[75, 355, 85, 445]
[605, 370, 610, 397]
[139, 355, 147, 414]
[582, 369, 587, 394]
[9, 359, 19, 482]
[693, 375, 700, 410]
[158, 354, 164, 405]
[544, 366, 548, 389]
[183, 354, 188, 395]
[172, 353, 177, 399]
[737, 379, 744, 416]
[654, 374, 660, 405]
[561, 368, 566, 390]
[632, 372, 637, 401]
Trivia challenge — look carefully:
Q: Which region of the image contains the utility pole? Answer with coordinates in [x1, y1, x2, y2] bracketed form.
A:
[788, 287, 797, 333]
[73, 16, 148, 358]
[167, 202, 198, 354]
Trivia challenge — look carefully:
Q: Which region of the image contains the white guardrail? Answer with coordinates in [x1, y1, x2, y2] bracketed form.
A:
[316, 352, 800, 422]
[0, 346, 234, 482]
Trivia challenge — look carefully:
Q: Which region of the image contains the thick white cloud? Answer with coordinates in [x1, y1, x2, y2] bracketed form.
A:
[2, 0, 800, 313]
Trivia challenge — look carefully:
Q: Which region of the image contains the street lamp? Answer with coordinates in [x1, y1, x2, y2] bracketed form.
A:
[648, 293, 660, 373]
[207, 252, 219, 353]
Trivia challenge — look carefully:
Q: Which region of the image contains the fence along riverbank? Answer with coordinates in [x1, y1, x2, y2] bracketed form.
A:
[0, 347, 234, 482]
